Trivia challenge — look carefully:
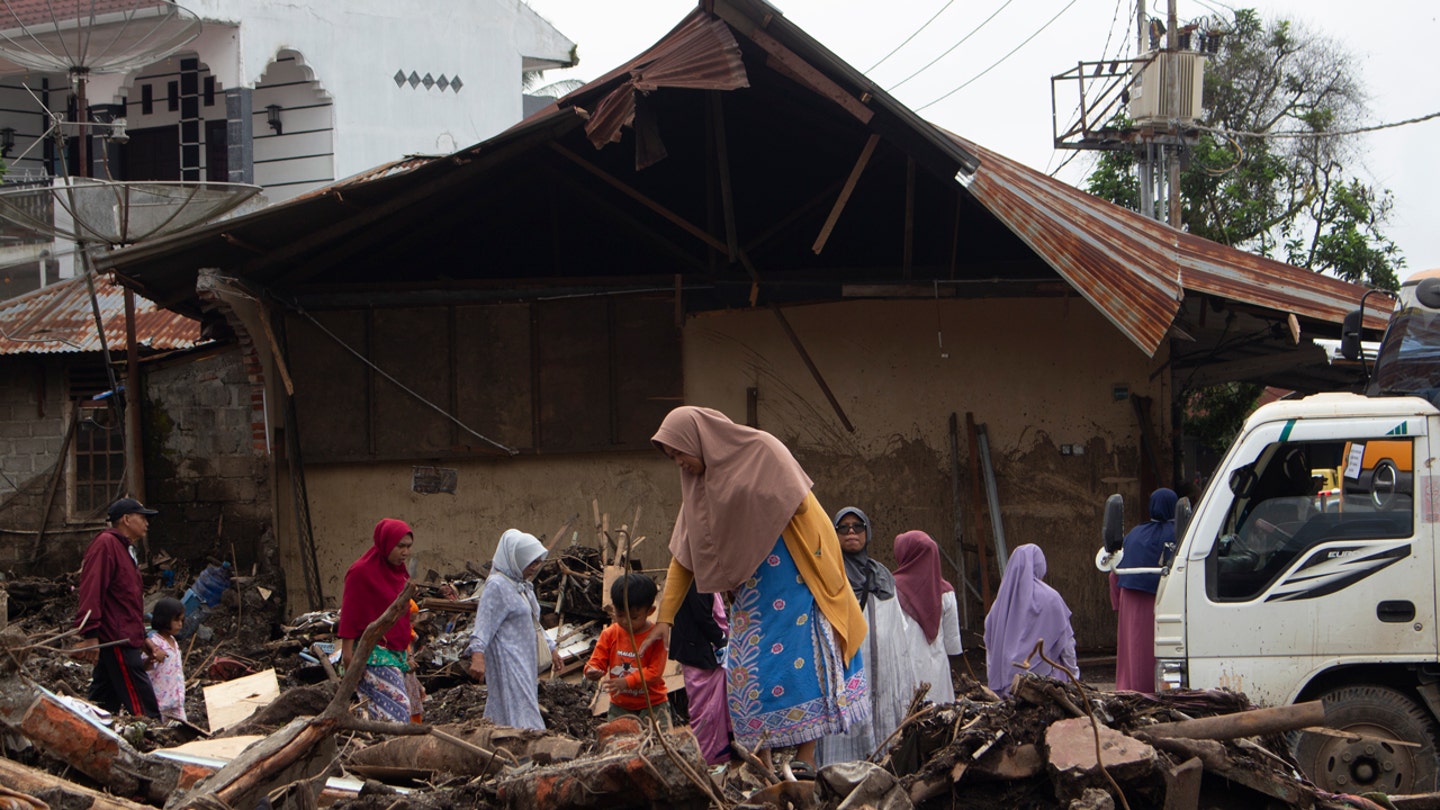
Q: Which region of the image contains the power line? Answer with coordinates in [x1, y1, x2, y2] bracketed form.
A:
[915, 0, 1081, 112]
[867, 1, 955, 74]
[886, 0, 1018, 92]
[1197, 111, 1440, 140]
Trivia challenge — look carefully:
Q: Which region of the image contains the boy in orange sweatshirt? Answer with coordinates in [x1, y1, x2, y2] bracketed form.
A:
[586, 573, 669, 723]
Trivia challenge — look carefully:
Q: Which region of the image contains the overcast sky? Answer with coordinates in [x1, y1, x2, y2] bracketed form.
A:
[523, 0, 1440, 281]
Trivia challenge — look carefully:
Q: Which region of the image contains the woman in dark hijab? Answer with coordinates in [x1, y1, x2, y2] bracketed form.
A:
[1111, 488, 1177, 692]
[818, 507, 920, 765]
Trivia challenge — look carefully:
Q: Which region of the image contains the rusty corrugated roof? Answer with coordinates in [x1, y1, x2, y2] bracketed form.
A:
[581, 11, 748, 154]
[951, 134, 1389, 353]
[0, 272, 201, 355]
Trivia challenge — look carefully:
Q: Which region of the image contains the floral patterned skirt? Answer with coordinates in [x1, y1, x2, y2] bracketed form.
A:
[359, 664, 411, 723]
[727, 537, 869, 749]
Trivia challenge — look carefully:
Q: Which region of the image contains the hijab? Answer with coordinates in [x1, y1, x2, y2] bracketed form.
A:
[983, 544, 1075, 695]
[835, 506, 896, 608]
[892, 530, 953, 643]
[492, 528, 547, 623]
[338, 518, 414, 652]
[652, 406, 814, 593]
[1116, 488, 1177, 594]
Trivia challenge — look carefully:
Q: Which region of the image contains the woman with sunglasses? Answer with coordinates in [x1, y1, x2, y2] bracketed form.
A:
[816, 507, 922, 766]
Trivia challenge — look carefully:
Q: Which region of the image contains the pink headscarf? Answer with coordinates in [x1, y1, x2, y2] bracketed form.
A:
[338, 518, 413, 652]
[652, 406, 814, 593]
[892, 530, 953, 643]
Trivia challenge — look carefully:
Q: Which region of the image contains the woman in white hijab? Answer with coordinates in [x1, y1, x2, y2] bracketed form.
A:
[466, 529, 559, 729]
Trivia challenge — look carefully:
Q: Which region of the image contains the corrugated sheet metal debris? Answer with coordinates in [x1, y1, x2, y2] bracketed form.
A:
[0, 273, 200, 355]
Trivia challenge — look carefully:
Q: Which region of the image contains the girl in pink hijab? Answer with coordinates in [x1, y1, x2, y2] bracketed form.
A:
[338, 518, 416, 723]
[983, 544, 1079, 696]
[892, 530, 963, 703]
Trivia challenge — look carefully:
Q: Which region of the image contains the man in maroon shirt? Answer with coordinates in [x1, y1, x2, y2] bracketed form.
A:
[73, 498, 164, 717]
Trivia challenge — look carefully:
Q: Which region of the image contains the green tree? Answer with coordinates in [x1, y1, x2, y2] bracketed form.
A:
[1086, 8, 1404, 291]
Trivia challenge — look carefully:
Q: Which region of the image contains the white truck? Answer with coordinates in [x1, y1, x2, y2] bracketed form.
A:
[1104, 269, 1440, 794]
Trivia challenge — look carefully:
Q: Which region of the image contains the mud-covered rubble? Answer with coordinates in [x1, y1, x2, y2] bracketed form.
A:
[4, 561, 1440, 809]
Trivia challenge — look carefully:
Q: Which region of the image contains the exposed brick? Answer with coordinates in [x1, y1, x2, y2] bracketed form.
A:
[0, 422, 33, 439]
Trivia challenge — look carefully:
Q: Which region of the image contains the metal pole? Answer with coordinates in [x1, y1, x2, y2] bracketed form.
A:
[124, 287, 144, 502]
[1167, 0, 1183, 227]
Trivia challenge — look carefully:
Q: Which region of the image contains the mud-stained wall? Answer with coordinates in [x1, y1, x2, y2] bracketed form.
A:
[683, 298, 1172, 650]
[276, 296, 1173, 650]
[283, 454, 682, 610]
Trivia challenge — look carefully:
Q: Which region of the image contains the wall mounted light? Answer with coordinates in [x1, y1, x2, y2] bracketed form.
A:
[266, 104, 283, 135]
[0, 127, 14, 158]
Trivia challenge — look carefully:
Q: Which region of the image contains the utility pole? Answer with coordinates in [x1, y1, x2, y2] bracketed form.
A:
[1166, 0, 1182, 227]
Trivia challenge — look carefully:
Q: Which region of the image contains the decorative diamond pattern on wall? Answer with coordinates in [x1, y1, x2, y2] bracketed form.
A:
[394, 71, 463, 92]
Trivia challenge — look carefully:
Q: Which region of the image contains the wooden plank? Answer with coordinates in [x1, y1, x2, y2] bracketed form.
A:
[966, 412, 993, 609]
[903, 157, 916, 278]
[718, 8, 873, 124]
[709, 92, 739, 262]
[769, 304, 855, 432]
[202, 669, 281, 732]
[550, 143, 727, 253]
[812, 133, 881, 255]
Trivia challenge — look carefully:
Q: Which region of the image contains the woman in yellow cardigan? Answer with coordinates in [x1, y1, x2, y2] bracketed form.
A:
[643, 406, 868, 776]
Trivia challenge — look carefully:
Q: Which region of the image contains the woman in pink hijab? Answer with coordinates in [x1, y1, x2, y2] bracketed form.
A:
[892, 530, 963, 703]
[338, 518, 416, 723]
[983, 544, 1078, 696]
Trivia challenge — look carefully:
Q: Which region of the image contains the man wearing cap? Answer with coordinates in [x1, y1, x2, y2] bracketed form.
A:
[72, 497, 164, 717]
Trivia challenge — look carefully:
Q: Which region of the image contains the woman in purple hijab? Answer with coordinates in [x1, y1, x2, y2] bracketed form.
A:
[983, 544, 1078, 697]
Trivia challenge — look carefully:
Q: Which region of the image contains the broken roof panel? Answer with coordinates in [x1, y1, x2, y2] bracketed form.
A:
[952, 135, 1388, 351]
[0, 273, 201, 355]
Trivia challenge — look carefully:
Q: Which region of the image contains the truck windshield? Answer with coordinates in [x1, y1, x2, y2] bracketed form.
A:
[1371, 304, 1440, 400]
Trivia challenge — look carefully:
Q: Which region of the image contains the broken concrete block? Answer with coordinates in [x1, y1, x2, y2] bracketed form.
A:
[971, 742, 1044, 780]
[1046, 716, 1158, 798]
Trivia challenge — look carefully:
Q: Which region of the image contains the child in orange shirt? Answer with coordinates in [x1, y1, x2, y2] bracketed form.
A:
[586, 573, 669, 723]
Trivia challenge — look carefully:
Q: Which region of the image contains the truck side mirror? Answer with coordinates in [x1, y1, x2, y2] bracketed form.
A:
[1416, 277, 1440, 309]
[1175, 496, 1193, 543]
[1340, 309, 1363, 361]
[1102, 493, 1125, 553]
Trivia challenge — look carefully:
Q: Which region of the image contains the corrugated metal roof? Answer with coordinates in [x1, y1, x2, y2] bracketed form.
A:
[951, 134, 1390, 354]
[0, 272, 201, 355]
[580, 11, 749, 153]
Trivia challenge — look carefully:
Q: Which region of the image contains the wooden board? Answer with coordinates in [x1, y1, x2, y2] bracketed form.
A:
[158, 734, 266, 761]
[201, 669, 281, 732]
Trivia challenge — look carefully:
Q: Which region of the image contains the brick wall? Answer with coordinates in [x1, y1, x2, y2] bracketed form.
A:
[143, 345, 275, 575]
[0, 360, 101, 575]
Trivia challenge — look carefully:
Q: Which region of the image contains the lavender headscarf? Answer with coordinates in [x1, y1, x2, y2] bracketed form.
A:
[983, 544, 1077, 696]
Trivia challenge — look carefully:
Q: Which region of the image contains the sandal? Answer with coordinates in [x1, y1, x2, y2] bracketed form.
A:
[787, 759, 816, 781]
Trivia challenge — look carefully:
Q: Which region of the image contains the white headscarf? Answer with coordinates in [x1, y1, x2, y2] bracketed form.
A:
[493, 528, 547, 620]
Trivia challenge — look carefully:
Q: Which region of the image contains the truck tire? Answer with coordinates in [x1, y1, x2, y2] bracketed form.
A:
[1294, 685, 1440, 794]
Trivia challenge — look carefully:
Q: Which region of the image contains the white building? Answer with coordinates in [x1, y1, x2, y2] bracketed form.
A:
[0, 0, 575, 295]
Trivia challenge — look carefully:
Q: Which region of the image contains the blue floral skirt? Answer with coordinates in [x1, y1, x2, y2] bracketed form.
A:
[727, 537, 869, 748]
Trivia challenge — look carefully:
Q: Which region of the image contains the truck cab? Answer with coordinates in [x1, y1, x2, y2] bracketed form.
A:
[1146, 270, 1440, 793]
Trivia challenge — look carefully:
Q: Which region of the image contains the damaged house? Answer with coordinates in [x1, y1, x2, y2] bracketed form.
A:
[96, 0, 1385, 649]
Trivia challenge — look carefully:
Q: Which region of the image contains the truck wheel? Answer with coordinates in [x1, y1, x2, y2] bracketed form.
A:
[1294, 685, 1440, 794]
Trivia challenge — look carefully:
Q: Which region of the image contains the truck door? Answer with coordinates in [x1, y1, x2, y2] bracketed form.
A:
[1184, 415, 1434, 706]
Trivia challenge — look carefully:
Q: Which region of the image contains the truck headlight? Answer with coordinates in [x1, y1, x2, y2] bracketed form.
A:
[1157, 659, 1188, 691]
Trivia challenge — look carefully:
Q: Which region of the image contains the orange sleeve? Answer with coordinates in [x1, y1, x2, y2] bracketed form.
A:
[626, 626, 669, 705]
[587, 625, 617, 673]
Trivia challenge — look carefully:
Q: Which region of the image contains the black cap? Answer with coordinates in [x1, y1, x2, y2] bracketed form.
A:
[108, 498, 158, 523]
